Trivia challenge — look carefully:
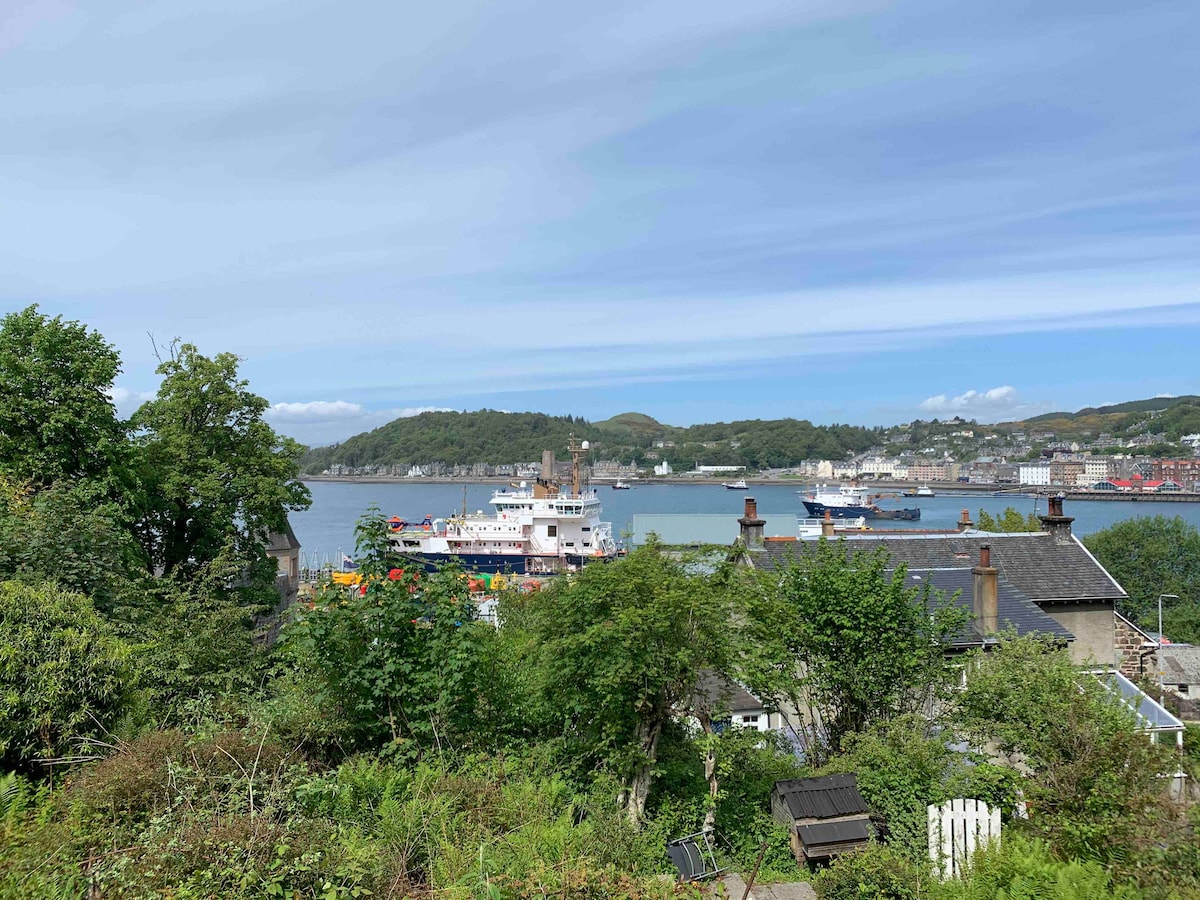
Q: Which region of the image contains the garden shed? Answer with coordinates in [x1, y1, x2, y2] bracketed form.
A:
[770, 774, 873, 863]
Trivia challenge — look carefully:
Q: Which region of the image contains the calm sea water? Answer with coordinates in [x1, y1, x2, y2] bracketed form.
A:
[290, 481, 1200, 566]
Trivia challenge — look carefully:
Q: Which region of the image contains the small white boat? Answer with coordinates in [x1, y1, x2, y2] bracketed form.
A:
[612, 480, 632, 490]
[724, 479, 749, 490]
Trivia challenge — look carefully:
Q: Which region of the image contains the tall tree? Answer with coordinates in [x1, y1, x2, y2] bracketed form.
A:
[1084, 515, 1200, 641]
[517, 544, 737, 825]
[743, 539, 964, 763]
[0, 305, 124, 487]
[130, 344, 310, 579]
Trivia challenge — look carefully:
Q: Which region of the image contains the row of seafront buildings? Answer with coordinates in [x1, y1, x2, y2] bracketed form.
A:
[790, 452, 1200, 490]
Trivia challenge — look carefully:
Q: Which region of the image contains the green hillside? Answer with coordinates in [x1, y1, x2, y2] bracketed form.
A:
[299, 409, 879, 473]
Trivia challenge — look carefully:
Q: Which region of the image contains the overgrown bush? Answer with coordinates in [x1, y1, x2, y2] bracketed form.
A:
[813, 842, 940, 900]
[947, 834, 1140, 900]
[0, 580, 135, 773]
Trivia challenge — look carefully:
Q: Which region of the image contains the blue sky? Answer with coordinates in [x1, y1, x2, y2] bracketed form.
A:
[2, 0, 1198, 445]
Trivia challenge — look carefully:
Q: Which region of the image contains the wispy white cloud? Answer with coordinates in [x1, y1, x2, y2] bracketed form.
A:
[918, 385, 1053, 422]
[105, 385, 155, 416]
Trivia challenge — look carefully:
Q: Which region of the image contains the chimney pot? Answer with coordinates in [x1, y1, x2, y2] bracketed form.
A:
[738, 496, 765, 550]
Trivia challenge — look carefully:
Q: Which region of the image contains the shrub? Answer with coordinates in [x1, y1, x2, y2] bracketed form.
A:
[0, 580, 135, 773]
[813, 843, 940, 900]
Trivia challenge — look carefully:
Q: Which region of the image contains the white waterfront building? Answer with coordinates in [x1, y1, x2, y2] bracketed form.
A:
[1019, 463, 1051, 486]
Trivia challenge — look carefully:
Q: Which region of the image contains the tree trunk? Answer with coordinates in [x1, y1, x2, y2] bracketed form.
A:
[624, 715, 663, 826]
[699, 711, 718, 830]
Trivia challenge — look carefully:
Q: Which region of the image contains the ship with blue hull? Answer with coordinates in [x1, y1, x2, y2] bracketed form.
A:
[386, 440, 619, 576]
[799, 484, 921, 521]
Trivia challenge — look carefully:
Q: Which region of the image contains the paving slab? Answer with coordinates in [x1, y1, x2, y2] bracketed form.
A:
[720, 874, 816, 900]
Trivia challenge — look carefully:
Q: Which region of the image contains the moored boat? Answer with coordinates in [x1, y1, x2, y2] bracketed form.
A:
[612, 479, 632, 489]
[798, 484, 921, 521]
[724, 479, 749, 490]
[386, 439, 619, 575]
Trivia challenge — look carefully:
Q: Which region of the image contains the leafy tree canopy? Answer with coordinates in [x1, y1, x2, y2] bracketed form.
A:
[130, 343, 310, 578]
[743, 540, 965, 761]
[1083, 515, 1200, 641]
[976, 506, 1041, 533]
[0, 305, 124, 487]
[513, 543, 739, 824]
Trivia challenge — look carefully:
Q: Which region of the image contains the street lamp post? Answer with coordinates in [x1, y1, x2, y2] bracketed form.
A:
[1158, 594, 1179, 703]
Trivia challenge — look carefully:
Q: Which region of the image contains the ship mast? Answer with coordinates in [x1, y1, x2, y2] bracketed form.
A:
[568, 434, 589, 498]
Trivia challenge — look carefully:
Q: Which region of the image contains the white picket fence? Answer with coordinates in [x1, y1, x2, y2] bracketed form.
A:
[927, 798, 1001, 879]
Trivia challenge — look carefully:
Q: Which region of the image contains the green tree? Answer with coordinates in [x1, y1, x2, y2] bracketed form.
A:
[0, 305, 125, 487]
[743, 540, 965, 762]
[130, 344, 310, 579]
[955, 635, 1180, 878]
[517, 544, 737, 824]
[976, 506, 1041, 533]
[0, 476, 141, 613]
[1083, 515, 1200, 640]
[292, 516, 486, 758]
[0, 580, 134, 772]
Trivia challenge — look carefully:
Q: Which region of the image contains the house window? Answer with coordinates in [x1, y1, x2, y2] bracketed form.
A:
[741, 715, 759, 724]
[547, 525, 557, 537]
[1180, 685, 1190, 696]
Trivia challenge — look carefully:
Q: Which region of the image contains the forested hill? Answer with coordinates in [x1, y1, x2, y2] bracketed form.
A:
[298, 409, 881, 472]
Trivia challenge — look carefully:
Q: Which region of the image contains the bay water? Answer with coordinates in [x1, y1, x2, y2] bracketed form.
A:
[290, 481, 1200, 567]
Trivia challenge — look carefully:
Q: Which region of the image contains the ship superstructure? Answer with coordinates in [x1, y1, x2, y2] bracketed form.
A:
[387, 439, 618, 574]
[799, 484, 921, 521]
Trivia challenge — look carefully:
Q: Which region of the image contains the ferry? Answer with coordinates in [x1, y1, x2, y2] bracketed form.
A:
[386, 439, 619, 575]
[724, 479, 749, 490]
[799, 484, 921, 521]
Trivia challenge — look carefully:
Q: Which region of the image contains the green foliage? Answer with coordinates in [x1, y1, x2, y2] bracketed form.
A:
[813, 842, 940, 900]
[130, 342, 310, 577]
[947, 835, 1140, 900]
[954, 636, 1181, 880]
[744, 540, 965, 761]
[292, 558, 487, 759]
[513, 544, 738, 822]
[298, 409, 879, 472]
[818, 715, 1020, 863]
[0, 305, 124, 487]
[1083, 515, 1200, 641]
[0, 476, 142, 613]
[976, 507, 1041, 533]
[0, 580, 134, 772]
[0, 732, 697, 899]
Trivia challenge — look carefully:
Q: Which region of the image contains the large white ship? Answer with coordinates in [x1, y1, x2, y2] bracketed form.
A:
[386, 439, 619, 575]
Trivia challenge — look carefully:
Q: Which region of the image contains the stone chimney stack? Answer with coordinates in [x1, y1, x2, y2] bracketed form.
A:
[973, 544, 999, 637]
[957, 509, 974, 532]
[540, 450, 555, 481]
[1038, 493, 1074, 544]
[821, 509, 835, 538]
[738, 497, 765, 550]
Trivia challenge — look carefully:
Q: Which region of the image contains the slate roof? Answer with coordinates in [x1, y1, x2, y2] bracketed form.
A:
[797, 819, 871, 848]
[691, 670, 764, 714]
[264, 520, 301, 554]
[754, 532, 1126, 603]
[1162, 645, 1200, 685]
[773, 774, 869, 820]
[903, 568, 1075, 646]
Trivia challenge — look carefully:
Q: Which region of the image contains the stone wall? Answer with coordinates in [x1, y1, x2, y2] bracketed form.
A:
[1114, 612, 1156, 678]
